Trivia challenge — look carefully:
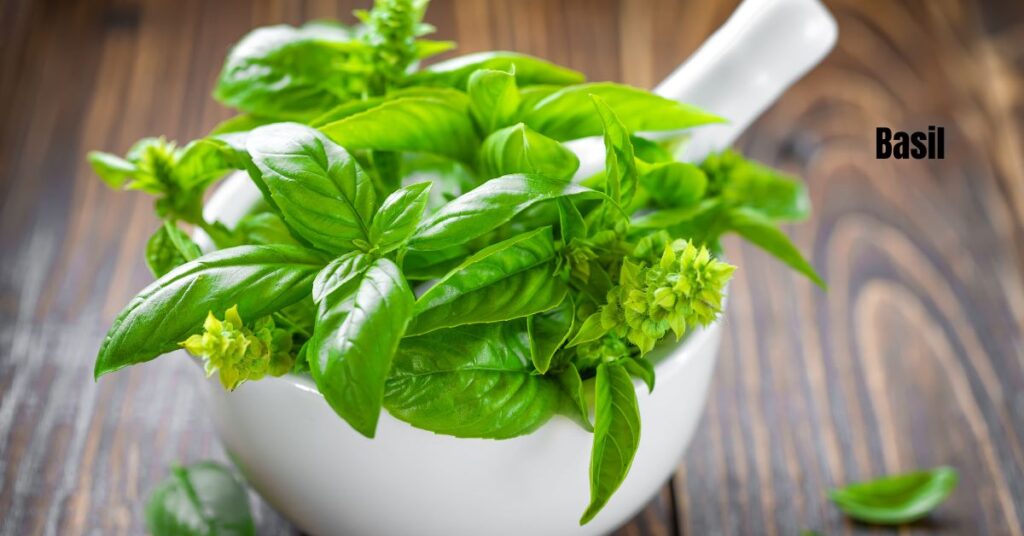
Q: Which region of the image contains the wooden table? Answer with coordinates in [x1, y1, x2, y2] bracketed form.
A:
[2, 0, 1022, 534]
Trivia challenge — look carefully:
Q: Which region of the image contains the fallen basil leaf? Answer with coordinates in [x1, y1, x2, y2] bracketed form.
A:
[145, 461, 254, 536]
[829, 466, 959, 525]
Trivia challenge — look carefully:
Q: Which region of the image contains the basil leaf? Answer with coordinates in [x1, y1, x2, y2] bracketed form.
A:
[726, 207, 825, 287]
[414, 39, 456, 60]
[828, 466, 958, 525]
[467, 68, 520, 133]
[214, 23, 363, 121]
[638, 161, 707, 208]
[174, 138, 237, 190]
[311, 251, 372, 303]
[95, 245, 326, 378]
[145, 462, 254, 536]
[631, 135, 672, 163]
[556, 363, 593, 431]
[703, 149, 810, 221]
[87, 151, 136, 189]
[581, 361, 641, 525]
[401, 244, 473, 280]
[146, 223, 199, 278]
[233, 212, 302, 246]
[566, 312, 609, 347]
[369, 182, 432, 252]
[309, 257, 414, 438]
[410, 227, 568, 335]
[557, 198, 588, 244]
[622, 357, 655, 393]
[247, 123, 376, 254]
[309, 97, 388, 128]
[591, 95, 638, 208]
[522, 82, 723, 141]
[480, 123, 579, 180]
[405, 51, 584, 89]
[384, 322, 562, 438]
[208, 114, 276, 136]
[319, 94, 480, 164]
[410, 173, 600, 251]
[527, 297, 574, 373]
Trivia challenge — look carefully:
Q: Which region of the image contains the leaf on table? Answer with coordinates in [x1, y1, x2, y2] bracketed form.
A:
[828, 466, 959, 525]
[145, 461, 254, 536]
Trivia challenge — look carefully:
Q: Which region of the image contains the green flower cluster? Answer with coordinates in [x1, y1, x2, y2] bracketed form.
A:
[602, 240, 734, 354]
[181, 306, 294, 391]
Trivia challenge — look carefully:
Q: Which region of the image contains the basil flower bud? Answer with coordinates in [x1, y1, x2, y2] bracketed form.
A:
[181, 305, 294, 391]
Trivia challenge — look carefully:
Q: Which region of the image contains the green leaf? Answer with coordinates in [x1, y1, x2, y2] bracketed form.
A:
[410, 173, 600, 251]
[621, 357, 655, 393]
[591, 95, 638, 208]
[566, 312, 609, 347]
[95, 245, 326, 378]
[405, 51, 584, 89]
[726, 207, 825, 287]
[522, 82, 723, 141]
[557, 198, 588, 244]
[410, 227, 568, 335]
[308, 257, 414, 438]
[631, 135, 672, 163]
[581, 361, 641, 525]
[479, 123, 579, 180]
[527, 297, 574, 373]
[401, 244, 473, 280]
[233, 212, 302, 246]
[369, 182, 432, 252]
[467, 68, 521, 133]
[145, 461, 254, 536]
[214, 23, 364, 121]
[556, 363, 593, 431]
[414, 39, 456, 60]
[319, 94, 480, 163]
[384, 322, 562, 438]
[174, 138, 238, 190]
[828, 466, 959, 525]
[702, 149, 810, 221]
[311, 251, 372, 303]
[208, 114, 277, 135]
[88, 151, 136, 189]
[145, 223, 201, 278]
[638, 161, 707, 209]
[309, 97, 388, 128]
[247, 123, 376, 254]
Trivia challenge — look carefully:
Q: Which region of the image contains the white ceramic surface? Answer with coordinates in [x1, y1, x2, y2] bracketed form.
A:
[199, 0, 837, 534]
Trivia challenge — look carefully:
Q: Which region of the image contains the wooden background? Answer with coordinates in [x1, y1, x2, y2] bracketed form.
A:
[2, 0, 1023, 534]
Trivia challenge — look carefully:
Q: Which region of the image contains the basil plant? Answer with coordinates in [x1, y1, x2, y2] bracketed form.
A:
[89, 0, 821, 524]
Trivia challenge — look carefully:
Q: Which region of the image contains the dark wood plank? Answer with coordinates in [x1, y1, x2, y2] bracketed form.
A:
[1, 1, 1022, 535]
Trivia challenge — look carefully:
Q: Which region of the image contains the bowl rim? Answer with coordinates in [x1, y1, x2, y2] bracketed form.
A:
[197, 172, 724, 398]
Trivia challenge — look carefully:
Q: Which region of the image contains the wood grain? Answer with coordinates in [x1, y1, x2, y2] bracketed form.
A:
[1, 0, 1022, 534]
